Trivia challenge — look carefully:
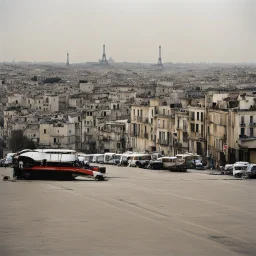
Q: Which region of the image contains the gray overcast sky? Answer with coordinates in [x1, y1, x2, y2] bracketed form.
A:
[0, 0, 255, 63]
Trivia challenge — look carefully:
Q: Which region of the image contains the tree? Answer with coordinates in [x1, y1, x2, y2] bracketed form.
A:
[9, 130, 36, 152]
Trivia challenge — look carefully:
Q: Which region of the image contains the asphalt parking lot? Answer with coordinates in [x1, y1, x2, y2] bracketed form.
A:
[1, 165, 256, 256]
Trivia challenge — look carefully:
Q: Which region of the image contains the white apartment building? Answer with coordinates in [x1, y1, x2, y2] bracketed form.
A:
[39, 122, 76, 150]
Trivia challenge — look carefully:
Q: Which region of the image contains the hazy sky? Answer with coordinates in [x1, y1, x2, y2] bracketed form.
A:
[0, 0, 255, 63]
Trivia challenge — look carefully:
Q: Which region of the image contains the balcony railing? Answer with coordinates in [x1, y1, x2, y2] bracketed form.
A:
[158, 139, 169, 146]
[177, 126, 187, 131]
[249, 122, 256, 127]
[131, 132, 140, 137]
[240, 123, 246, 127]
[131, 116, 149, 123]
[239, 135, 256, 140]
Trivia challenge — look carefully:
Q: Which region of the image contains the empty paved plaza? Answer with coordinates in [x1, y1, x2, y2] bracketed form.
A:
[1, 166, 256, 256]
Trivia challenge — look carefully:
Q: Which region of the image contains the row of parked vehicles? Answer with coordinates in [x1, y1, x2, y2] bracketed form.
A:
[224, 162, 256, 178]
[77, 152, 204, 172]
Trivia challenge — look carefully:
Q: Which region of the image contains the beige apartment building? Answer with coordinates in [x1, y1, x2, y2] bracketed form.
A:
[98, 120, 128, 153]
[187, 106, 206, 156]
[155, 105, 173, 155]
[207, 109, 228, 167]
[174, 109, 189, 154]
[130, 99, 158, 152]
[227, 110, 256, 163]
[39, 122, 76, 150]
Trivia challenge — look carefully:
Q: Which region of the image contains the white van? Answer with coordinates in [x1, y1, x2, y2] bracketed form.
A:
[92, 154, 105, 163]
[233, 162, 249, 177]
[84, 154, 94, 163]
[128, 153, 151, 167]
[104, 153, 116, 164]
[120, 153, 133, 166]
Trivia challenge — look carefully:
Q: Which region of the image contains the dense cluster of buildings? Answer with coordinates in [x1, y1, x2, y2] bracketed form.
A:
[1, 62, 256, 167]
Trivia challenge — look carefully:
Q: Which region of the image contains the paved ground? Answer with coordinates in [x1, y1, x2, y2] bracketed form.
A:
[1, 165, 256, 256]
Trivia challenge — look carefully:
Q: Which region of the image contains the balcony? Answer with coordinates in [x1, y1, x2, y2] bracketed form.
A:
[176, 126, 187, 132]
[239, 135, 256, 141]
[131, 132, 140, 137]
[132, 116, 149, 123]
[158, 139, 169, 146]
[240, 123, 246, 127]
[156, 113, 173, 118]
[249, 123, 256, 127]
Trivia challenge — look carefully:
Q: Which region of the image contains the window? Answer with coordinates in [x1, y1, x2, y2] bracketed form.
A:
[191, 123, 195, 132]
[197, 112, 199, 121]
[117, 143, 120, 149]
[241, 116, 245, 124]
[34, 134, 36, 137]
[241, 128, 245, 136]
[133, 109, 135, 116]
[250, 116, 253, 123]
[69, 130, 71, 133]
[250, 128, 254, 137]
[191, 112, 195, 120]
[163, 120, 165, 128]
[183, 120, 186, 130]
[54, 138, 57, 143]
[44, 129, 46, 134]
[87, 128, 90, 133]
[201, 112, 203, 121]
[196, 124, 199, 132]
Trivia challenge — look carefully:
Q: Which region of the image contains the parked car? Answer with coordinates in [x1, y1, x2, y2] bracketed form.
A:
[224, 164, 233, 175]
[145, 160, 164, 170]
[245, 164, 256, 178]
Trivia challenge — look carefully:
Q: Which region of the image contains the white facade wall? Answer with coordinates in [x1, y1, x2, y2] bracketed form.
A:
[48, 96, 59, 112]
[8, 95, 26, 107]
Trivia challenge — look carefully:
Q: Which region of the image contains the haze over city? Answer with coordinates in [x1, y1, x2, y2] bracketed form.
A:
[1, 0, 256, 63]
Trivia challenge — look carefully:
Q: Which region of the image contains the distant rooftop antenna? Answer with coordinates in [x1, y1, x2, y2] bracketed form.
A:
[100, 44, 109, 65]
[66, 52, 70, 66]
[157, 45, 163, 69]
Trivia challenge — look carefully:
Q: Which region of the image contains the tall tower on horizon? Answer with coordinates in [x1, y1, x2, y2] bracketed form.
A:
[66, 52, 70, 66]
[157, 45, 163, 68]
[100, 44, 109, 65]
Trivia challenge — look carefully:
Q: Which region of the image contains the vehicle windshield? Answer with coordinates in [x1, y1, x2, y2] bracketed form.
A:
[234, 166, 247, 170]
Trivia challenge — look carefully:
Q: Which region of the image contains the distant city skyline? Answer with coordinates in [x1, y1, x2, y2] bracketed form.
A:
[1, 0, 255, 63]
